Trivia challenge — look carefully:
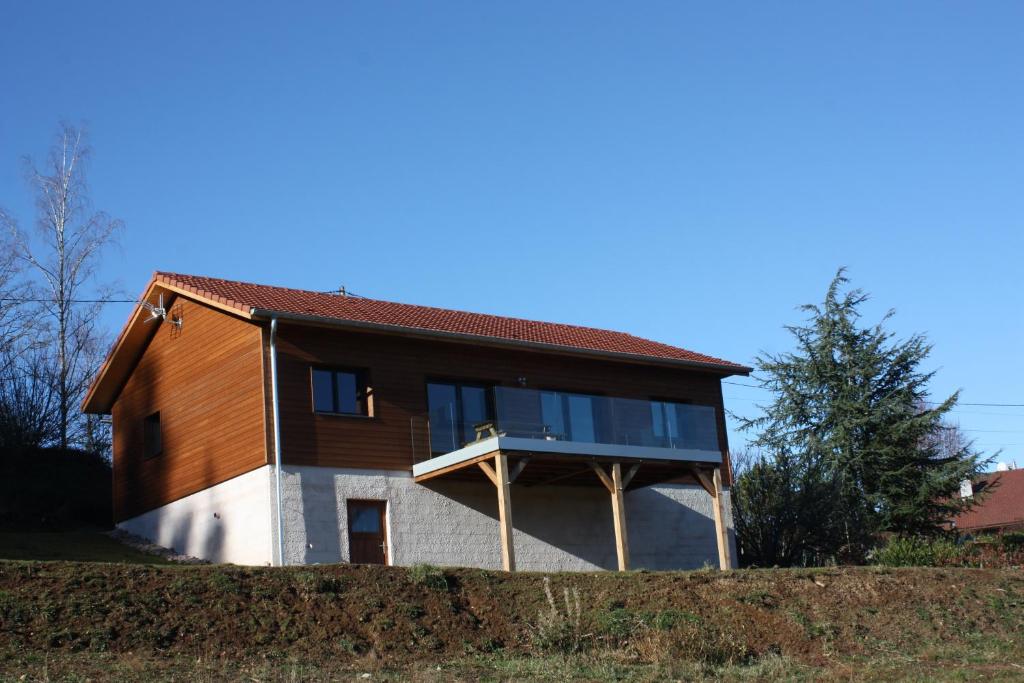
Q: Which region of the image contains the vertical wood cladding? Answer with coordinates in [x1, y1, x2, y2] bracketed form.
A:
[112, 298, 267, 521]
[274, 324, 735, 483]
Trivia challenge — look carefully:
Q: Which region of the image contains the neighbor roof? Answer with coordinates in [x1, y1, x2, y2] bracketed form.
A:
[82, 272, 750, 413]
[952, 468, 1024, 532]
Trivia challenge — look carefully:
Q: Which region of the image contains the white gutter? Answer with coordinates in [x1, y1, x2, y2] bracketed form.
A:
[269, 317, 286, 566]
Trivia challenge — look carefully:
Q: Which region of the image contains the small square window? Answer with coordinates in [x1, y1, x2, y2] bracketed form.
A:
[311, 368, 370, 416]
[143, 412, 162, 459]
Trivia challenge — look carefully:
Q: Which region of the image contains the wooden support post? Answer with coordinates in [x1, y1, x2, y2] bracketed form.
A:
[495, 453, 516, 572]
[711, 467, 732, 570]
[610, 463, 630, 572]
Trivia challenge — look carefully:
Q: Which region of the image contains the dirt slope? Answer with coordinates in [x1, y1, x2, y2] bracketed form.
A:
[1, 562, 1021, 678]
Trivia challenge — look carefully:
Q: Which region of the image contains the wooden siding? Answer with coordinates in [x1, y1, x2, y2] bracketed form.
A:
[274, 324, 734, 483]
[111, 297, 267, 521]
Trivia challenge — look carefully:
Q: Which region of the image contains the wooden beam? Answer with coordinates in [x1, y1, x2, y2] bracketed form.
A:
[495, 453, 516, 571]
[508, 456, 531, 483]
[610, 463, 630, 571]
[590, 462, 615, 493]
[478, 460, 498, 487]
[711, 467, 732, 570]
[690, 466, 716, 498]
[413, 451, 500, 483]
[622, 463, 640, 489]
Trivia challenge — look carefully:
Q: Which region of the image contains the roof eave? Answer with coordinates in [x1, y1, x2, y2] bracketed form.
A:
[249, 307, 753, 376]
[82, 276, 256, 414]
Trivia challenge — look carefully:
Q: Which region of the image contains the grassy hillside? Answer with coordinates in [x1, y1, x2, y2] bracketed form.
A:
[1, 562, 1022, 681]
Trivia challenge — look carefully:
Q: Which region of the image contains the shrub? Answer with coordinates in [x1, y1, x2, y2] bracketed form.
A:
[531, 577, 585, 654]
[1000, 531, 1024, 548]
[872, 537, 960, 567]
[409, 564, 449, 591]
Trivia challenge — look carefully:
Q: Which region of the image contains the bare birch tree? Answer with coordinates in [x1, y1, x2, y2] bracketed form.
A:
[0, 230, 32, 364]
[6, 124, 122, 451]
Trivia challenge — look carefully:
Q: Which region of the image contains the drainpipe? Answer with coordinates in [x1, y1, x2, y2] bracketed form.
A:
[269, 317, 286, 566]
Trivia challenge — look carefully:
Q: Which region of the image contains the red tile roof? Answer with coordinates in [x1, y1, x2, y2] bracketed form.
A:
[155, 272, 749, 371]
[952, 468, 1024, 532]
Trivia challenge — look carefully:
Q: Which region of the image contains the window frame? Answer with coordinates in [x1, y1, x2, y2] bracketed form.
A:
[310, 366, 373, 417]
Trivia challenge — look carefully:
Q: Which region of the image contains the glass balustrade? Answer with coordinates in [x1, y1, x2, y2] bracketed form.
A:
[418, 385, 720, 459]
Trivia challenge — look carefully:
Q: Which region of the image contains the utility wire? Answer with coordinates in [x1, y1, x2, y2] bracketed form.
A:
[723, 380, 1024, 408]
[0, 298, 138, 304]
[4, 298, 1022, 407]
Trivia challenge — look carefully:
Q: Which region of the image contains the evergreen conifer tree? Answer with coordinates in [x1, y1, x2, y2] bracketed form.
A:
[737, 270, 985, 564]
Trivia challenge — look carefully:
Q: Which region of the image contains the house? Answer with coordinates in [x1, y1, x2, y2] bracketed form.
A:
[952, 466, 1024, 535]
[82, 273, 752, 571]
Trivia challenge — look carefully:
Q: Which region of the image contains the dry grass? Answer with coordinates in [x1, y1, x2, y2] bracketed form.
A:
[0, 561, 1022, 681]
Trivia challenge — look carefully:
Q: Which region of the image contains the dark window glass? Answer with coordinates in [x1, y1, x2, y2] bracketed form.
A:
[566, 394, 597, 443]
[649, 401, 718, 450]
[349, 504, 382, 533]
[312, 368, 368, 415]
[312, 369, 334, 412]
[143, 412, 162, 459]
[427, 383, 459, 453]
[336, 372, 359, 414]
[540, 391, 566, 439]
[426, 381, 494, 454]
[460, 386, 490, 444]
[676, 404, 719, 451]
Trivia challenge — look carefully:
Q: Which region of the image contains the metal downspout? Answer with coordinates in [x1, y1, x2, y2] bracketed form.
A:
[269, 317, 285, 566]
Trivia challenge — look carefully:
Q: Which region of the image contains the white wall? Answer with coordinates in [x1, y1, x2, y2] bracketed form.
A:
[117, 466, 274, 565]
[276, 465, 735, 571]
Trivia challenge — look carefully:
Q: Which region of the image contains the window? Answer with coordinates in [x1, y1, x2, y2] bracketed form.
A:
[426, 381, 494, 454]
[311, 368, 370, 416]
[535, 391, 602, 443]
[143, 412, 162, 459]
[651, 401, 719, 451]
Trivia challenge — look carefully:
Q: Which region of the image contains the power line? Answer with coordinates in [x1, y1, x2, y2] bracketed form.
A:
[0, 298, 138, 304]
[723, 381, 1024, 408]
[724, 394, 1024, 416]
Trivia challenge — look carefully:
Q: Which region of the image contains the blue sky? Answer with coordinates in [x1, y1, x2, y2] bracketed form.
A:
[1, 2, 1022, 461]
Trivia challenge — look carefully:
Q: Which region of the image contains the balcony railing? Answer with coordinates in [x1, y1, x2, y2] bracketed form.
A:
[411, 386, 720, 463]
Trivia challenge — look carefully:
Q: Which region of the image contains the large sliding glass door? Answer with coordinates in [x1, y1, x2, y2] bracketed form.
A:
[427, 381, 494, 454]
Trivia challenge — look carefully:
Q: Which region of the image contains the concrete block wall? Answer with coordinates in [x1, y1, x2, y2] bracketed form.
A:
[276, 465, 735, 571]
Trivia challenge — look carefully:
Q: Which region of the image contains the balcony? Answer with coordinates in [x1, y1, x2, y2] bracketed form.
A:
[408, 385, 733, 572]
[411, 386, 723, 483]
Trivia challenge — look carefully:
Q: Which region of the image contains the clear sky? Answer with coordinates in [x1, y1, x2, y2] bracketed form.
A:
[1, 2, 1021, 461]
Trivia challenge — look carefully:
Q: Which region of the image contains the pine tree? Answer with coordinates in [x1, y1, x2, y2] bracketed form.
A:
[738, 270, 985, 563]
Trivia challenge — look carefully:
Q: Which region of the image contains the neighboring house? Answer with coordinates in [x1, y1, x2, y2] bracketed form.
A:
[952, 467, 1024, 534]
[83, 273, 751, 571]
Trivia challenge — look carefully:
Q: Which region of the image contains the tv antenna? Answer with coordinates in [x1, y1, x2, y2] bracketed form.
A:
[141, 293, 182, 330]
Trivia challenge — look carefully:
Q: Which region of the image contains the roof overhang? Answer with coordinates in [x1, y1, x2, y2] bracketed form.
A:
[83, 274, 750, 414]
[81, 277, 255, 414]
[249, 308, 753, 377]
